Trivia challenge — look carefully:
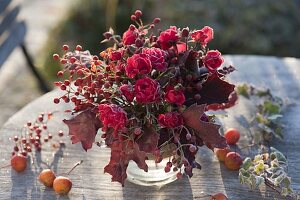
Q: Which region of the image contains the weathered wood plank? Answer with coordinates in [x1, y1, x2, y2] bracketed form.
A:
[0, 55, 299, 200]
[0, 6, 20, 36]
[0, 21, 26, 67]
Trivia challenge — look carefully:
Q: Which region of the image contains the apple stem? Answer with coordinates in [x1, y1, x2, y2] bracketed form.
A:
[67, 160, 83, 175]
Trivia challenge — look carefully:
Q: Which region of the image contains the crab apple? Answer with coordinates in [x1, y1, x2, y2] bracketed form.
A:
[210, 193, 228, 200]
[176, 172, 183, 179]
[39, 169, 56, 187]
[53, 176, 72, 195]
[214, 148, 231, 162]
[224, 152, 243, 171]
[11, 155, 27, 172]
[224, 128, 240, 145]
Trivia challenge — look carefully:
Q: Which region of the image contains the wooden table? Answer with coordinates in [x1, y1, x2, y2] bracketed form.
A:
[1, 55, 300, 200]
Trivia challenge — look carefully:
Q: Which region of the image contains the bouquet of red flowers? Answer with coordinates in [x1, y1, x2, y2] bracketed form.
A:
[53, 10, 237, 186]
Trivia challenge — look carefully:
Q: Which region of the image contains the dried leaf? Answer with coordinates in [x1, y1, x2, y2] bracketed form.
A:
[182, 104, 228, 150]
[137, 126, 159, 153]
[63, 110, 102, 151]
[104, 141, 148, 186]
[198, 74, 237, 110]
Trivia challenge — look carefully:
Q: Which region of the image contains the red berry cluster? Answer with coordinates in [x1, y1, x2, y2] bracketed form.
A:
[53, 10, 237, 186]
[10, 112, 65, 157]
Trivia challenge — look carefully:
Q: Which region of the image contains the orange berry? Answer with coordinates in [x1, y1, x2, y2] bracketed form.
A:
[53, 176, 72, 195]
[211, 192, 228, 200]
[11, 155, 27, 172]
[225, 152, 243, 171]
[214, 148, 231, 162]
[224, 128, 240, 145]
[39, 169, 56, 187]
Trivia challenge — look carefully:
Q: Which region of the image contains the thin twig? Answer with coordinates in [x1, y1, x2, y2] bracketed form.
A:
[67, 160, 83, 175]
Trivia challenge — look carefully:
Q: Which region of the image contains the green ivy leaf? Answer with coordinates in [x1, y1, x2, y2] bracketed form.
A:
[262, 100, 280, 115]
[237, 84, 250, 98]
[255, 176, 264, 187]
[267, 114, 283, 121]
[241, 157, 252, 170]
[271, 150, 287, 163]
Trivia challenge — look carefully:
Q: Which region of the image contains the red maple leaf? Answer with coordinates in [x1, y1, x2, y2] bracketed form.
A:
[104, 141, 148, 186]
[63, 109, 102, 151]
[182, 104, 228, 150]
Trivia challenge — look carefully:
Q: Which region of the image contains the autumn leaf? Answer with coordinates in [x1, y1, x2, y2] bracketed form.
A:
[198, 74, 237, 110]
[104, 142, 126, 185]
[182, 104, 228, 150]
[63, 109, 102, 151]
[126, 143, 148, 172]
[104, 141, 148, 186]
[137, 126, 159, 153]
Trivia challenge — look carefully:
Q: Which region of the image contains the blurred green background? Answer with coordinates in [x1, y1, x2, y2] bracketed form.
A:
[39, 0, 300, 82]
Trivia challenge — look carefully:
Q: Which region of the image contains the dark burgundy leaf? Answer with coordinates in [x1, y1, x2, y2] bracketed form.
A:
[206, 90, 238, 110]
[63, 109, 102, 151]
[104, 141, 148, 186]
[182, 104, 228, 150]
[104, 142, 126, 185]
[104, 128, 114, 146]
[126, 143, 148, 172]
[198, 74, 236, 109]
[137, 126, 159, 153]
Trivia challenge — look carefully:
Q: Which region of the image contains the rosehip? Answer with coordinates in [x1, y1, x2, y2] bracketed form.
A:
[214, 148, 231, 162]
[134, 10, 142, 18]
[53, 54, 60, 61]
[224, 152, 243, 171]
[189, 145, 197, 153]
[11, 155, 27, 173]
[224, 128, 240, 145]
[164, 166, 171, 173]
[39, 169, 56, 187]
[186, 133, 192, 140]
[62, 44, 69, 51]
[130, 15, 137, 21]
[53, 176, 72, 195]
[153, 18, 161, 24]
[75, 45, 82, 51]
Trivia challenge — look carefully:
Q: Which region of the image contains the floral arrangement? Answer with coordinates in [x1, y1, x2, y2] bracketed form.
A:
[53, 10, 237, 186]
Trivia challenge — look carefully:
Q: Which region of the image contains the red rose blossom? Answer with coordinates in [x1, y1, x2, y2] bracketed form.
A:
[157, 26, 179, 50]
[125, 53, 152, 78]
[109, 50, 123, 61]
[158, 112, 184, 128]
[142, 47, 168, 72]
[122, 26, 138, 45]
[135, 77, 160, 103]
[120, 84, 134, 102]
[203, 50, 224, 73]
[98, 104, 128, 131]
[191, 26, 214, 46]
[165, 89, 185, 106]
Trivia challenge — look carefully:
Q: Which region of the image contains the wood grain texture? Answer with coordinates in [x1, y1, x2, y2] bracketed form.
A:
[0, 55, 300, 200]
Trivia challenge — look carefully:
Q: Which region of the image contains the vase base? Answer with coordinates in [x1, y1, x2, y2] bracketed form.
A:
[126, 159, 178, 187]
